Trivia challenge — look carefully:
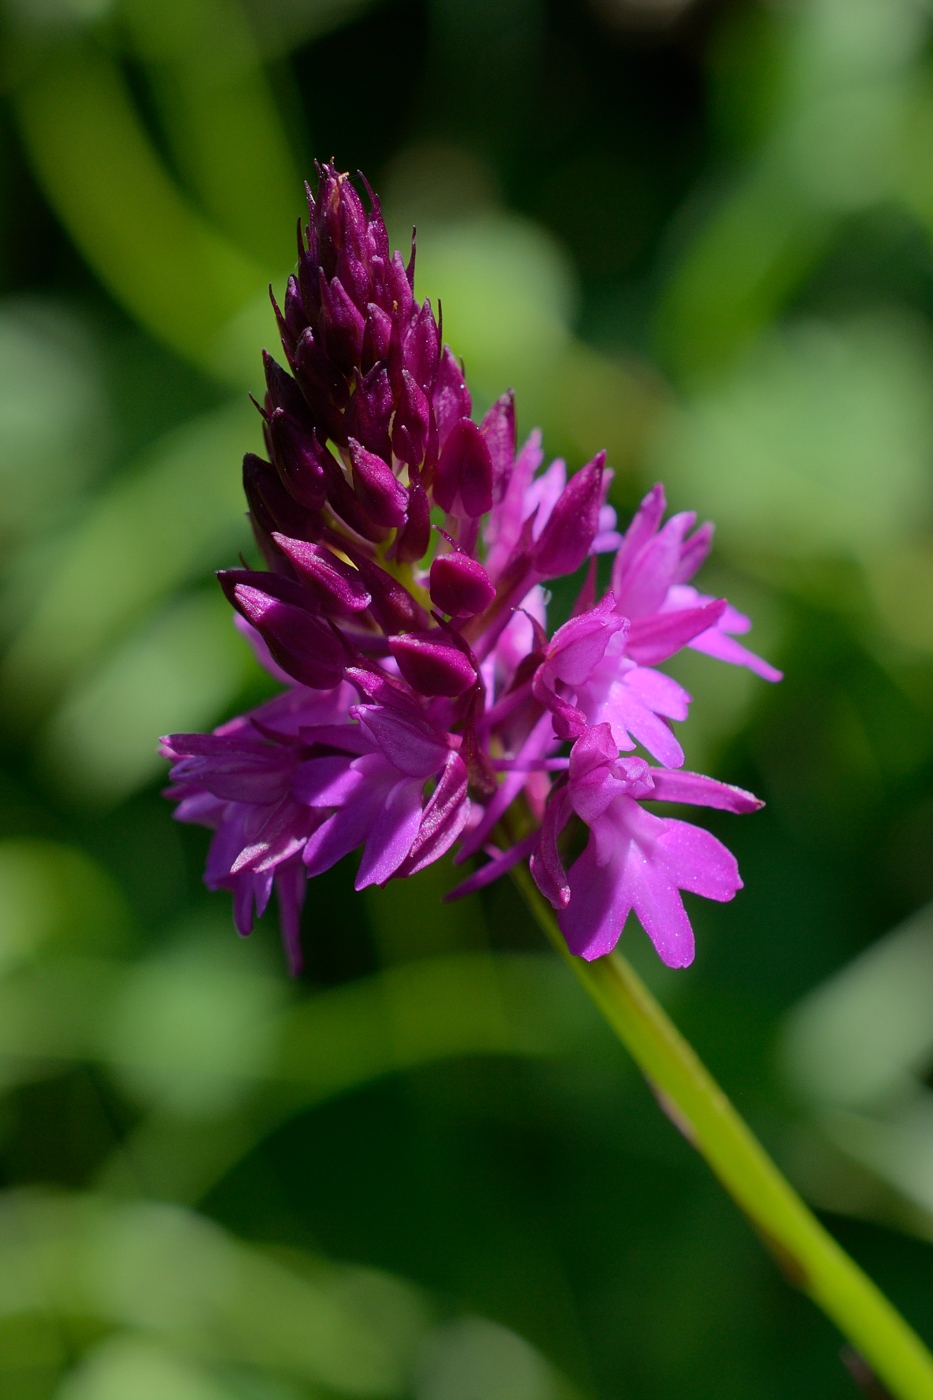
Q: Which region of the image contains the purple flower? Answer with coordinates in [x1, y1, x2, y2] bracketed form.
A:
[530, 725, 762, 965]
[612, 485, 783, 684]
[162, 164, 779, 973]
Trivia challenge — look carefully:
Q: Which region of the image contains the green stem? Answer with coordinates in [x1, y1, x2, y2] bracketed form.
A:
[511, 864, 933, 1400]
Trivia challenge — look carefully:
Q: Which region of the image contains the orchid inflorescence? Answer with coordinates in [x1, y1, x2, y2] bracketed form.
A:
[161, 163, 780, 975]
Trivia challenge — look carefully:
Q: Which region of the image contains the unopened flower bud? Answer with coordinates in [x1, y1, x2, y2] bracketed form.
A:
[389, 631, 477, 697]
[348, 438, 408, 528]
[361, 302, 393, 372]
[343, 549, 429, 633]
[220, 573, 344, 689]
[319, 272, 366, 374]
[403, 298, 440, 391]
[430, 552, 496, 617]
[271, 535, 372, 613]
[267, 408, 327, 508]
[433, 347, 471, 450]
[480, 391, 516, 502]
[263, 350, 315, 427]
[533, 451, 605, 577]
[392, 369, 431, 467]
[433, 418, 494, 518]
[345, 365, 393, 462]
[394, 469, 431, 564]
[242, 454, 322, 548]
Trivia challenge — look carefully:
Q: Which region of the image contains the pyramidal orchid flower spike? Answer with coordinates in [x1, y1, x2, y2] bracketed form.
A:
[162, 162, 778, 978]
[161, 167, 933, 1400]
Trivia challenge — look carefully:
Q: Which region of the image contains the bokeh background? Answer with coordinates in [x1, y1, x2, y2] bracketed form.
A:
[1, 0, 933, 1396]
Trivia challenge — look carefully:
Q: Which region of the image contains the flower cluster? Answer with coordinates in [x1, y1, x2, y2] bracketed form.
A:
[162, 164, 779, 974]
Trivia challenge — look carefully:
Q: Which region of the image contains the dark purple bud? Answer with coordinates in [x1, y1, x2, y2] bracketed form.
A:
[533, 452, 606, 578]
[337, 243, 371, 316]
[433, 347, 471, 450]
[344, 365, 393, 461]
[430, 552, 496, 617]
[263, 352, 315, 428]
[480, 391, 515, 502]
[343, 548, 430, 633]
[392, 370, 431, 467]
[433, 418, 494, 517]
[294, 330, 348, 440]
[243, 454, 322, 548]
[270, 286, 296, 366]
[311, 164, 341, 279]
[268, 409, 327, 508]
[403, 298, 440, 391]
[218, 567, 313, 612]
[406, 231, 416, 288]
[348, 438, 408, 528]
[319, 272, 365, 373]
[337, 174, 369, 256]
[271, 535, 372, 613]
[218, 571, 343, 689]
[394, 468, 431, 564]
[298, 239, 323, 324]
[387, 250, 414, 328]
[361, 303, 393, 372]
[389, 631, 477, 697]
[369, 255, 389, 313]
[284, 274, 309, 343]
[315, 443, 391, 545]
[360, 176, 390, 264]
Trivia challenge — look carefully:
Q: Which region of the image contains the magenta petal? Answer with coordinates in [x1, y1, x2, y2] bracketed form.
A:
[524, 459, 566, 539]
[545, 596, 627, 687]
[688, 627, 783, 682]
[448, 830, 538, 900]
[233, 870, 274, 938]
[397, 751, 470, 877]
[275, 856, 307, 974]
[610, 484, 666, 594]
[529, 784, 573, 910]
[233, 614, 296, 686]
[348, 439, 409, 528]
[648, 770, 763, 813]
[480, 391, 516, 498]
[674, 521, 714, 584]
[657, 819, 742, 901]
[434, 418, 494, 517]
[603, 684, 685, 770]
[230, 584, 344, 690]
[560, 835, 632, 960]
[355, 777, 424, 887]
[613, 510, 695, 618]
[623, 854, 695, 969]
[352, 702, 449, 777]
[622, 665, 691, 722]
[483, 429, 544, 578]
[302, 783, 383, 878]
[626, 600, 727, 666]
[293, 755, 362, 807]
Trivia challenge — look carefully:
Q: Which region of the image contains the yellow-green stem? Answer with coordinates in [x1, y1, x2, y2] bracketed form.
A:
[511, 864, 933, 1400]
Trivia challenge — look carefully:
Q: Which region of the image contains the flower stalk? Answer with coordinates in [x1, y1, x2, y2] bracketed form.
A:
[511, 862, 933, 1400]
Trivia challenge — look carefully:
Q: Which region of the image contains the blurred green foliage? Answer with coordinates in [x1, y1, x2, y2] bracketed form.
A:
[2, 0, 933, 1396]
